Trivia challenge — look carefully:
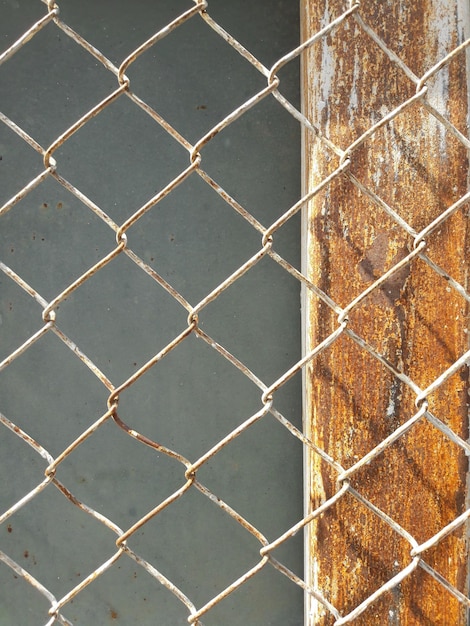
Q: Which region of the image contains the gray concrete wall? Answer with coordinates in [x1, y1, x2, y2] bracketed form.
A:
[0, 1, 302, 624]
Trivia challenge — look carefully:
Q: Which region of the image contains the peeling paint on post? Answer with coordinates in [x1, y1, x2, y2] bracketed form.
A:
[302, 0, 469, 623]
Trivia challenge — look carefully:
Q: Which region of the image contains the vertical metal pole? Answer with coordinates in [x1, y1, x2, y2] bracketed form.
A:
[302, 0, 469, 623]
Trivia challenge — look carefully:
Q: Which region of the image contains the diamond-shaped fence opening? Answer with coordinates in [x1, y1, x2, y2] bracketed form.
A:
[1, 0, 469, 625]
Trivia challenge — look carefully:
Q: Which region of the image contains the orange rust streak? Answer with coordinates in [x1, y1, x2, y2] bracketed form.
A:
[302, 0, 469, 623]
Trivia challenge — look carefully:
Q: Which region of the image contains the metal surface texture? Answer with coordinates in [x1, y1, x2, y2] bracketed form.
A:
[302, 0, 469, 623]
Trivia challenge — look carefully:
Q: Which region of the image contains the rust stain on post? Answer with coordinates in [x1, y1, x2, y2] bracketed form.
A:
[302, 0, 469, 623]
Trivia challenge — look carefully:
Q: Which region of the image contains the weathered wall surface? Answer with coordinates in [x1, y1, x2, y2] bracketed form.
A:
[302, 0, 469, 623]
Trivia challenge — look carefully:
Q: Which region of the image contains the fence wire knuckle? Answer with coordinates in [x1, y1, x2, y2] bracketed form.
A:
[0, 0, 469, 623]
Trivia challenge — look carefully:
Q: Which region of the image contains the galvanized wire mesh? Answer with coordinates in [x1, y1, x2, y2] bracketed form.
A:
[0, 0, 469, 624]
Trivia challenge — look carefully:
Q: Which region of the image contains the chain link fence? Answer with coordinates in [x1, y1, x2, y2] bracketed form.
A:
[0, 0, 469, 624]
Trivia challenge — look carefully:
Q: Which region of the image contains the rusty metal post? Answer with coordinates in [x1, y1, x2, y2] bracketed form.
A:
[302, 0, 469, 623]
